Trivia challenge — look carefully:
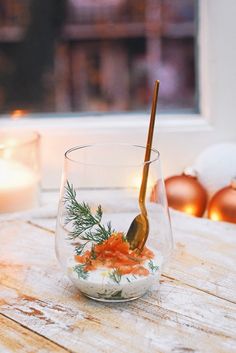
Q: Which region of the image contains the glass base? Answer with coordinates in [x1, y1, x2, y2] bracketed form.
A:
[83, 292, 144, 303]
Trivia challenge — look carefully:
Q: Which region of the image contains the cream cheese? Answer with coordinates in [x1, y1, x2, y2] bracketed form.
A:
[67, 253, 162, 301]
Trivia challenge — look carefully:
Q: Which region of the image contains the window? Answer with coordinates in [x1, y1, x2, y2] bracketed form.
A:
[0, 0, 236, 189]
[0, 0, 197, 115]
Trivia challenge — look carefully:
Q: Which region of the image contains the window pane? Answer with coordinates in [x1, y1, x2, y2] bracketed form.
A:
[0, 0, 197, 115]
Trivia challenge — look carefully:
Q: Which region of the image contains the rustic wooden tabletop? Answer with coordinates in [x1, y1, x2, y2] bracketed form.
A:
[0, 192, 236, 353]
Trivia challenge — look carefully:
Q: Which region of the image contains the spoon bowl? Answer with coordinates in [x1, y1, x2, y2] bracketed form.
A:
[126, 213, 149, 251]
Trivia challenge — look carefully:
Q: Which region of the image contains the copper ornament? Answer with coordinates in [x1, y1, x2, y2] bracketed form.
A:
[208, 178, 236, 224]
[151, 168, 207, 217]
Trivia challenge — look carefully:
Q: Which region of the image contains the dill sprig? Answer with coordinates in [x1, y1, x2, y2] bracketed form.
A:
[148, 260, 159, 274]
[109, 269, 122, 284]
[74, 242, 89, 256]
[64, 181, 114, 249]
[73, 264, 89, 280]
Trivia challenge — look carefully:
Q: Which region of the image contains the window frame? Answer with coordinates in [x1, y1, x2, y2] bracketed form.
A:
[1, 0, 236, 188]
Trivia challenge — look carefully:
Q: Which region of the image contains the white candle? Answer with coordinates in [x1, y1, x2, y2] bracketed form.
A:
[0, 159, 39, 213]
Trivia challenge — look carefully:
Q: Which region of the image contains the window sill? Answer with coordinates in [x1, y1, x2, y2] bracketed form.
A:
[0, 112, 212, 133]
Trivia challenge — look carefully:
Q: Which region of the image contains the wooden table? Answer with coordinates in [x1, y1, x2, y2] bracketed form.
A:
[0, 193, 236, 353]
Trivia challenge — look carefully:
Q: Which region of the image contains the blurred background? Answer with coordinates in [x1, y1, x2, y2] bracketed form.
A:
[0, 0, 197, 115]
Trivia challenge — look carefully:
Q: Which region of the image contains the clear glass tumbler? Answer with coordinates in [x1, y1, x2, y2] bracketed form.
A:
[56, 143, 173, 302]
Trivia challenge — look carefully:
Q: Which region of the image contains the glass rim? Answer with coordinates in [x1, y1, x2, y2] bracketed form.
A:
[0, 130, 40, 150]
[65, 143, 160, 167]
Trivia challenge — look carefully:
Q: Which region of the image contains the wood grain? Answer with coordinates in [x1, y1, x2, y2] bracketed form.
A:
[166, 211, 236, 303]
[0, 314, 69, 353]
[0, 220, 236, 353]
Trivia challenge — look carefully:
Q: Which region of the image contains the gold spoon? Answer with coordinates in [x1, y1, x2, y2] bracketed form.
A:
[126, 80, 160, 252]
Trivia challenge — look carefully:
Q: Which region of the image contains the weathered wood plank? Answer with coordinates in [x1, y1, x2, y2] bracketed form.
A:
[1, 276, 235, 353]
[167, 211, 236, 301]
[0, 314, 69, 353]
[0, 221, 236, 353]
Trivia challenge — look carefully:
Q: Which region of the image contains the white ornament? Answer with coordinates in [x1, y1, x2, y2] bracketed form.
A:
[193, 143, 236, 196]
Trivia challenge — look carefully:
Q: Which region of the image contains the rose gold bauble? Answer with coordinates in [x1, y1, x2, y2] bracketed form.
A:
[150, 168, 207, 217]
[208, 178, 236, 224]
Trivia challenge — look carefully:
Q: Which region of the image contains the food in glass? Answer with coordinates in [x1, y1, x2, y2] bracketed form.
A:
[56, 144, 173, 302]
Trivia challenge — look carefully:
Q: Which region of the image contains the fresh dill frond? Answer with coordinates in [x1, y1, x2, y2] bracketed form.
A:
[110, 290, 123, 299]
[64, 181, 114, 244]
[74, 242, 89, 255]
[109, 269, 122, 284]
[148, 260, 159, 274]
[73, 264, 89, 280]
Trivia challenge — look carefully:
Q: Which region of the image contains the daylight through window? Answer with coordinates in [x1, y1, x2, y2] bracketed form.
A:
[0, 0, 197, 115]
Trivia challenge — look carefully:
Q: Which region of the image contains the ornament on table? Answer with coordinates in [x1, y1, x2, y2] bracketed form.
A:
[151, 167, 208, 217]
[193, 143, 236, 197]
[208, 177, 236, 224]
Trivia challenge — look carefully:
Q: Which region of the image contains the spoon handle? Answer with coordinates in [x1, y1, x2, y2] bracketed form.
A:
[139, 80, 160, 209]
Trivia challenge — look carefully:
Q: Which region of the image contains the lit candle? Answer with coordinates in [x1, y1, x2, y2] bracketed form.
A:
[0, 159, 39, 213]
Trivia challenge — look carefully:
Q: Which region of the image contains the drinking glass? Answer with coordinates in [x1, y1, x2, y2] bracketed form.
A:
[56, 143, 173, 302]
